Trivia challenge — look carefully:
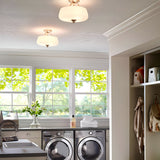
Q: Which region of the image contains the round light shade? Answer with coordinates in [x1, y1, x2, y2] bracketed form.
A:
[59, 5, 88, 23]
[37, 35, 58, 47]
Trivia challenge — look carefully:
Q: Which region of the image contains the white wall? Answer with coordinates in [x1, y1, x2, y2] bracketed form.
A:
[110, 56, 129, 160]
[0, 51, 108, 70]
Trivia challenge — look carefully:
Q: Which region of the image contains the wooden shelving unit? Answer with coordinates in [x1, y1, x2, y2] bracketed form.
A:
[130, 48, 160, 160]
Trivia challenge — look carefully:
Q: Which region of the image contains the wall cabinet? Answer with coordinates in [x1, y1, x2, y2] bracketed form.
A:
[130, 48, 160, 160]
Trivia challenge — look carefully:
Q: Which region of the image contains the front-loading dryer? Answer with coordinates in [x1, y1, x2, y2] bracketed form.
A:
[43, 130, 74, 160]
[75, 129, 106, 160]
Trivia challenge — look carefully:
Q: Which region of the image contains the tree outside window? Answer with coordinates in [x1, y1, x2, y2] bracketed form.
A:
[0, 68, 108, 117]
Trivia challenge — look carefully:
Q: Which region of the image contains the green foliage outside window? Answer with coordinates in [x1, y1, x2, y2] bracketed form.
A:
[0, 68, 107, 117]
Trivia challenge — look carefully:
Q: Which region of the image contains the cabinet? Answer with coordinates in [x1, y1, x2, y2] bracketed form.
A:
[2, 131, 41, 147]
[130, 48, 160, 160]
[0, 157, 46, 160]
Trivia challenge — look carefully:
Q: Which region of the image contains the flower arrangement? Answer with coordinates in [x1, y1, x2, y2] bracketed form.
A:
[22, 100, 45, 117]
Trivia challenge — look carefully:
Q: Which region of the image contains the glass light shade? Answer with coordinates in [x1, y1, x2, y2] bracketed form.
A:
[37, 35, 58, 47]
[59, 5, 88, 23]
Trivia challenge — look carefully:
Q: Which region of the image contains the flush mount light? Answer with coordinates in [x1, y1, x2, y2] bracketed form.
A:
[58, 0, 88, 23]
[37, 29, 59, 47]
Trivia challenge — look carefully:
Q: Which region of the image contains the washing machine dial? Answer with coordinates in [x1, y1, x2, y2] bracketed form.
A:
[56, 132, 61, 136]
[89, 131, 93, 135]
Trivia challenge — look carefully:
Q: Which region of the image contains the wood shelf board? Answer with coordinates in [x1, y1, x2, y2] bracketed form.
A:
[131, 81, 160, 88]
[130, 83, 144, 88]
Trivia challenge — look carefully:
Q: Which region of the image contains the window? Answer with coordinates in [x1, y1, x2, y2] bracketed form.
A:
[0, 67, 31, 113]
[35, 69, 69, 117]
[75, 70, 107, 117]
[0, 67, 108, 118]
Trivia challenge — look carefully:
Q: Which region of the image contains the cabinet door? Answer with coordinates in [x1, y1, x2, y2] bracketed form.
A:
[0, 157, 46, 160]
[16, 131, 41, 147]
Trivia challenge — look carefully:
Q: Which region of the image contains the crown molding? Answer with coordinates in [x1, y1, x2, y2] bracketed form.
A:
[103, 0, 160, 40]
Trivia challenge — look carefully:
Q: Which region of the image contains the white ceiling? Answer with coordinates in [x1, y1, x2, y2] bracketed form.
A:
[0, 0, 157, 54]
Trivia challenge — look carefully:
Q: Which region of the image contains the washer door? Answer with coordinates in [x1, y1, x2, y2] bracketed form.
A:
[78, 137, 104, 160]
[45, 137, 73, 160]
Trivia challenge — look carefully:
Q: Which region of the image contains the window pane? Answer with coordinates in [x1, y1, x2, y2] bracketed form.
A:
[0, 80, 12, 91]
[13, 106, 26, 112]
[92, 94, 107, 106]
[36, 94, 52, 106]
[76, 105, 91, 117]
[53, 69, 69, 81]
[0, 68, 30, 92]
[12, 68, 30, 81]
[75, 94, 91, 106]
[92, 105, 106, 117]
[75, 82, 90, 92]
[13, 94, 28, 105]
[12, 81, 29, 92]
[40, 106, 53, 116]
[0, 68, 12, 80]
[91, 70, 107, 81]
[36, 81, 52, 92]
[53, 81, 69, 92]
[91, 82, 107, 93]
[0, 93, 11, 105]
[36, 69, 52, 81]
[0, 106, 11, 111]
[53, 105, 69, 116]
[75, 70, 91, 81]
[53, 94, 69, 106]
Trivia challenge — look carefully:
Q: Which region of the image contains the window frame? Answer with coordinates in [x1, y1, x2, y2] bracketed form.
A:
[74, 68, 108, 118]
[0, 66, 109, 119]
[35, 68, 70, 117]
[0, 65, 32, 114]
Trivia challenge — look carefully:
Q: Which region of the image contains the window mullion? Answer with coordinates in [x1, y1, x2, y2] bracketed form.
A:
[69, 68, 75, 117]
[11, 68, 13, 111]
[31, 67, 35, 105]
[52, 70, 54, 116]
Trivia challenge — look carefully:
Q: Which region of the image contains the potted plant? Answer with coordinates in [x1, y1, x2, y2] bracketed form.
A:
[22, 100, 45, 128]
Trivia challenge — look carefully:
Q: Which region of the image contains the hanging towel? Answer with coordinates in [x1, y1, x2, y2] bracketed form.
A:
[134, 97, 144, 154]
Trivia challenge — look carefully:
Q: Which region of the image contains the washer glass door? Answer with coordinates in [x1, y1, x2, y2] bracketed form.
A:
[46, 137, 72, 160]
[78, 137, 104, 160]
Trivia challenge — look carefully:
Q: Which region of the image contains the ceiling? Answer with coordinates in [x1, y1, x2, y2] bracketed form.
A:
[0, 0, 157, 54]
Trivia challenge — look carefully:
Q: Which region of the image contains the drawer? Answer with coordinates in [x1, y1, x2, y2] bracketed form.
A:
[17, 131, 41, 139]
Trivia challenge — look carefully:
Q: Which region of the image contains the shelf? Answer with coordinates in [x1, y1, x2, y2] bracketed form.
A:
[130, 83, 144, 88]
[131, 81, 160, 88]
[145, 81, 160, 86]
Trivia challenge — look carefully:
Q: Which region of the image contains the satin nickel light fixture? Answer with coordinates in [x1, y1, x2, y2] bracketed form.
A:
[37, 29, 59, 47]
[59, 0, 88, 23]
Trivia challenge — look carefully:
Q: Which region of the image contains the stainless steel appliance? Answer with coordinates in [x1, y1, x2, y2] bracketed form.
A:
[42, 130, 74, 160]
[75, 130, 106, 160]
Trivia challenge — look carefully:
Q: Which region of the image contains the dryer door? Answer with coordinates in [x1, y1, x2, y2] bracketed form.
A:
[78, 137, 104, 160]
[45, 137, 73, 160]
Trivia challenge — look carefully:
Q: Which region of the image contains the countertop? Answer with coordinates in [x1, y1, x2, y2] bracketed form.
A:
[2, 127, 109, 131]
[0, 139, 47, 158]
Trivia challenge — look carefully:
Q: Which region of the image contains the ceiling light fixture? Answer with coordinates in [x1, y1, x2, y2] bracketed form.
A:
[37, 29, 59, 47]
[58, 0, 88, 23]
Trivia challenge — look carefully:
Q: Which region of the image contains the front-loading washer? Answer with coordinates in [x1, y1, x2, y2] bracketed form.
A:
[42, 130, 74, 160]
[75, 129, 106, 160]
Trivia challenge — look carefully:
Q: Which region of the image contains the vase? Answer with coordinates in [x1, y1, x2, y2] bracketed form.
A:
[30, 115, 40, 128]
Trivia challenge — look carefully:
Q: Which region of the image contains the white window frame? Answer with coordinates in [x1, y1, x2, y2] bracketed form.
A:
[35, 68, 70, 117]
[0, 66, 109, 119]
[0, 65, 32, 113]
[74, 68, 108, 118]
